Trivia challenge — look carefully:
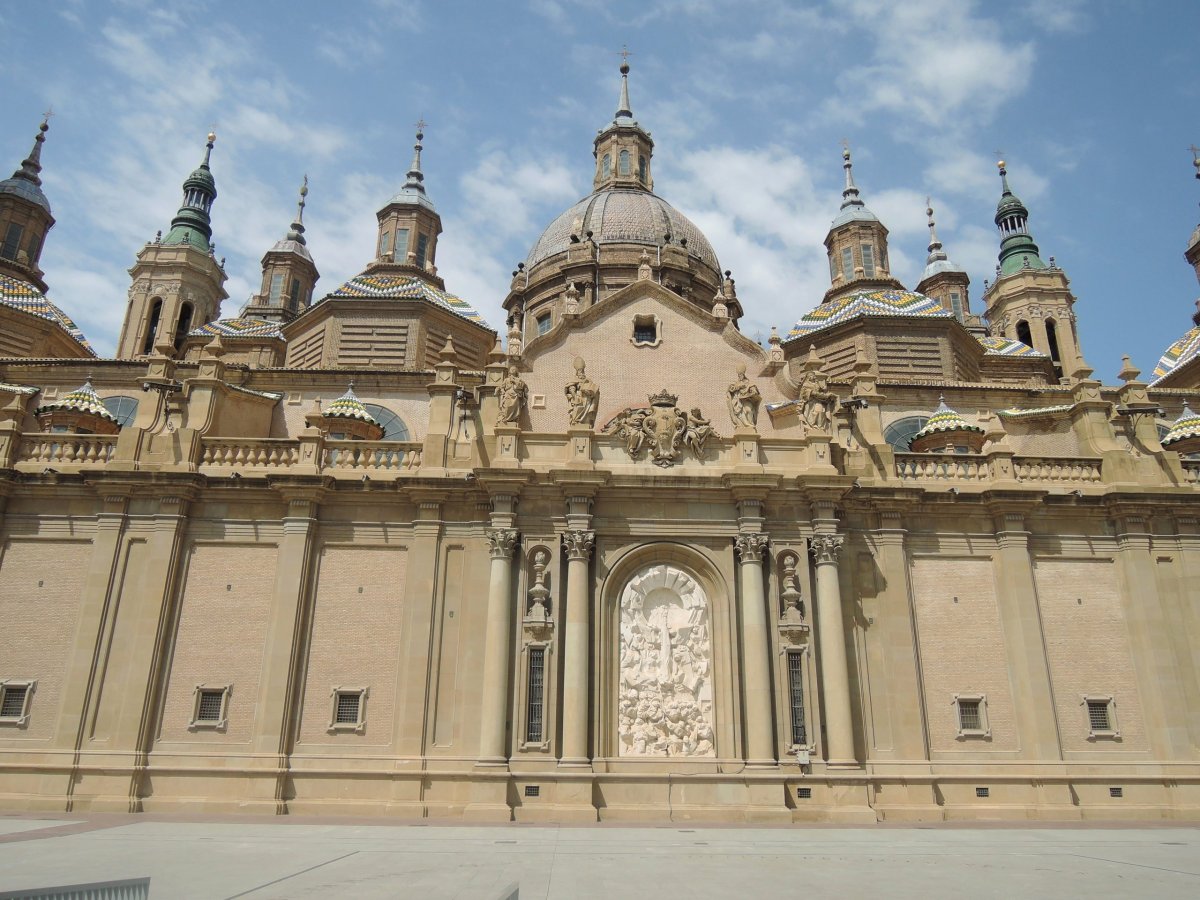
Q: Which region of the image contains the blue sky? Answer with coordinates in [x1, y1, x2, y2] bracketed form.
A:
[1, 0, 1197, 378]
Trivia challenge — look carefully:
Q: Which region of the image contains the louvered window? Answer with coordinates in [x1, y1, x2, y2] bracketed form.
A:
[526, 647, 546, 743]
[787, 651, 806, 746]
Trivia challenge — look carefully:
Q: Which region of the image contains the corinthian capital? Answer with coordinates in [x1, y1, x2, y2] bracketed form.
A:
[809, 533, 844, 565]
[485, 528, 519, 559]
[562, 529, 595, 561]
[734, 532, 769, 561]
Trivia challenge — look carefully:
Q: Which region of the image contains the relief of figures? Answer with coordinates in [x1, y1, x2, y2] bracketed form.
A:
[604, 390, 716, 467]
[618, 564, 715, 757]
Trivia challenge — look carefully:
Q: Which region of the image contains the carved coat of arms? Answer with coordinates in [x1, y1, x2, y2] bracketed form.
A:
[604, 390, 716, 467]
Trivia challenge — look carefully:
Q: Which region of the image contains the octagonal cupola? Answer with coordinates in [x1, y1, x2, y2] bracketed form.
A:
[373, 123, 442, 283]
[593, 58, 654, 193]
[314, 383, 383, 441]
[0, 116, 55, 292]
[823, 145, 902, 304]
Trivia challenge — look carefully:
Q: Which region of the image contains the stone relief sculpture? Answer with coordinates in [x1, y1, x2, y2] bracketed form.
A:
[604, 390, 716, 467]
[564, 356, 600, 427]
[726, 363, 761, 428]
[618, 564, 715, 757]
[495, 364, 528, 425]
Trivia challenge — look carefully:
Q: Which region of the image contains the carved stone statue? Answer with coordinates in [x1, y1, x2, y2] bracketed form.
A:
[798, 369, 836, 435]
[604, 390, 718, 467]
[618, 564, 715, 758]
[726, 363, 761, 428]
[564, 356, 600, 427]
[495, 364, 527, 425]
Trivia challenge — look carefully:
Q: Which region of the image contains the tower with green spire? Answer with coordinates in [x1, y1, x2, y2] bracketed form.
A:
[117, 132, 228, 359]
[983, 160, 1082, 379]
[0, 115, 56, 292]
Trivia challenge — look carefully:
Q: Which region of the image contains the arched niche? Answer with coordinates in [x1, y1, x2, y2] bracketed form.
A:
[596, 542, 736, 766]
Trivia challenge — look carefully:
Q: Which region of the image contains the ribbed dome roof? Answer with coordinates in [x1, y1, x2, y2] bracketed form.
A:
[525, 189, 719, 273]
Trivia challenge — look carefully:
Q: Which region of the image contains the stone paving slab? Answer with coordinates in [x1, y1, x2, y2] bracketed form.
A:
[0, 815, 1197, 899]
[0, 819, 76, 837]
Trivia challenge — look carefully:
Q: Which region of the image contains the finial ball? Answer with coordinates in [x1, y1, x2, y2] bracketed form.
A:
[997, 159, 1005, 169]
[620, 62, 630, 75]
[207, 131, 216, 143]
[842, 148, 851, 161]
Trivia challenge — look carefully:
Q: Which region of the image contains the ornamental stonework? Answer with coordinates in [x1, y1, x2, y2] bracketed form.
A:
[603, 389, 716, 468]
[618, 564, 715, 758]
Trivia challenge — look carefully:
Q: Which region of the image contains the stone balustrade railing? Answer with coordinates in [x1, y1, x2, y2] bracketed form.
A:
[16, 433, 118, 466]
[895, 453, 1104, 485]
[1013, 457, 1103, 483]
[323, 440, 423, 471]
[895, 453, 988, 481]
[1183, 460, 1200, 484]
[200, 438, 301, 469]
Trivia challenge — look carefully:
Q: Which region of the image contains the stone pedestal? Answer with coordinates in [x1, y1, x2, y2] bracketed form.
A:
[494, 423, 520, 468]
[566, 423, 594, 468]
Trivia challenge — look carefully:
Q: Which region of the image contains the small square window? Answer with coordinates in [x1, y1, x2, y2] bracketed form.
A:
[1083, 695, 1119, 738]
[328, 686, 368, 733]
[631, 314, 661, 347]
[975, 786, 990, 798]
[1109, 787, 1123, 798]
[954, 694, 990, 738]
[0, 680, 35, 726]
[190, 684, 230, 730]
[796, 787, 812, 799]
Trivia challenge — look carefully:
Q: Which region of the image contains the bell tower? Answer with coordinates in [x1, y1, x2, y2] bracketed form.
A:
[982, 161, 1082, 379]
[915, 200, 972, 324]
[0, 115, 55, 292]
[117, 132, 228, 358]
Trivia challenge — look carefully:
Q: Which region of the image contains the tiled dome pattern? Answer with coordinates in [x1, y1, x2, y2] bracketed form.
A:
[323, 273, 488, 327]
[785, 290, 950, 342]
[189, 318, 284, 340]
[0, 274, 94, 354]
[1151, 325, 1200, 385]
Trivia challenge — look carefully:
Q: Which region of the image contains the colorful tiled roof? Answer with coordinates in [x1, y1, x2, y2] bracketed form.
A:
[785, 290, 950, 342]
[0, 274, 94, 355]
[977, 334, 1046, 357]
[322, 273, 490, 327]
[1162, 404, 1200, 449]
[1151, 325, 1200, 385]
[911, 397, 983, 445]
[324, 384, 378, 424]
[997, 404, 1074, 418]
[189, 317, 285, 340]
[36, 379, 118, 424]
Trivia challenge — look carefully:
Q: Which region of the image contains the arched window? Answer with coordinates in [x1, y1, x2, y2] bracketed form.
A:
[1016, 320, 1033, 347]
[173, 302, 194, 352]
[602, 154, 611, 179]
[102, 396, 140, 428]
[638, 156, 647, 184]
[362, 404, 411, 441]
[142, 298, 163, 355]
[883, 416, 929, 452]
[1045, 318, 1062, 362]
[619, 150, 631, 176]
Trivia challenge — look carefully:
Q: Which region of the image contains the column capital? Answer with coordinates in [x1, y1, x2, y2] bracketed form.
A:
[485, 528, 520, 559]
[734, 532, 769, 562]
[809, 533, 844, 566]
[562, 529, 594, 562]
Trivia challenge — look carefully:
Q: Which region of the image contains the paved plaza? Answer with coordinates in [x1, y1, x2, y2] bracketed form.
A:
[0, 813, 1198, 899]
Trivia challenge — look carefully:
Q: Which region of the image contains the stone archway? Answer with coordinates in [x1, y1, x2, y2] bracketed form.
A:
[616, 564, 715, 757]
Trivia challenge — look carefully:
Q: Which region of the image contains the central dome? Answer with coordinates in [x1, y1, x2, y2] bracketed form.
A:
[525, 188, 720, 274]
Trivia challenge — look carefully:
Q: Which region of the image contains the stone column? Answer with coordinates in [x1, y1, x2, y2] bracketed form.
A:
[477, 527, 520, 765]
[810, 533, 856, 766]
[559, 528, 594, 766]
[735, 533, 776, 766]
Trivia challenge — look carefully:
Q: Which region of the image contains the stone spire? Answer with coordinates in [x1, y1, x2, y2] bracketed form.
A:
[0, 113, 57, 290]
[286, 175, 309, 245]
[994, 160, 1046, 276]
[163, 132, 218, 252]
[593, 54, 654, 192]
[374, 120, 443, 280]
[823, 143, 899, 303]
[917, 199, 970, 321]
[404, 123, 427, 197]
[243, 175, 319, 324]
[1186, 148, 1200, 286]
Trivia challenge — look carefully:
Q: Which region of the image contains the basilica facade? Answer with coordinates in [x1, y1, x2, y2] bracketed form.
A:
[0, 64, 1198, 823]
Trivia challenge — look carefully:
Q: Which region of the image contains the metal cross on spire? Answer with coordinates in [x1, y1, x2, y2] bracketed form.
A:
[618, 45, 633, 65]
[41, 107, 54, 124]
[415, 118, 427, 135]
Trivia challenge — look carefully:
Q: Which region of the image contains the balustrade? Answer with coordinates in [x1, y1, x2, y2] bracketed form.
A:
[16, 433, 117, 466]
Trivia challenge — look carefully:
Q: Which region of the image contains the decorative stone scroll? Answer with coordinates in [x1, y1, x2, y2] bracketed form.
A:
[603, 390, 716, 468]
[485, 528, 519, 559]
[618, 564, 715, 758]
[809, 533, 844, 566]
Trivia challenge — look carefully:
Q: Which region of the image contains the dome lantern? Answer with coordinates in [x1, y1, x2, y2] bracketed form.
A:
[909, 396, 985, 453]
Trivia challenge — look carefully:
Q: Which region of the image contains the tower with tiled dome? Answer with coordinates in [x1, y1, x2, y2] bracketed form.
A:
[116, 132, 229, 358]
